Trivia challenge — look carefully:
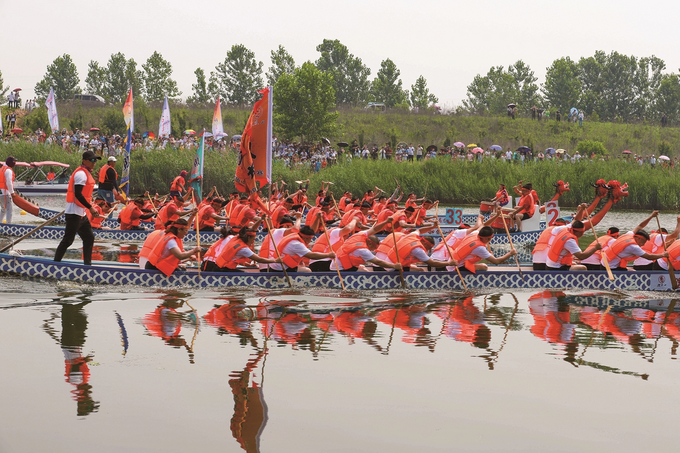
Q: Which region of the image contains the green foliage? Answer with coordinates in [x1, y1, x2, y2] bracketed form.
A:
[22, 107, 50, 133]
[209, 44, 264, 106]
[576, 140, 608, 156]
[92, 53, 145, 103]
[68, 107, 84, 131]
[0, 69, 9, 98]
[658, 140, 672, 156]
[34, 54, 81, 101]
[464, 61, 539, 115]
[542, 57, 581, 112]
[409, 76, 438, 109]
[85, 60, 106, 95]
[315, 39, 371, 106]
[266, 45, 296, 88]
[142, 51, 181, 102]
[101, 109, 126, 136]
[187, 68, 210, 104]
[273, 62, 338, 141]
[370, 58, 407, 108]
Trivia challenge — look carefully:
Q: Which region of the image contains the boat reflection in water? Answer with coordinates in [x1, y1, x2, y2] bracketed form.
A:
[42, 301, 100, 417]
[142, 292, 199, 363]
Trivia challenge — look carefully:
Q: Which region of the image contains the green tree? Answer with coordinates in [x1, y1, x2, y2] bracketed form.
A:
[632, 56, 666, 120]
[273, 61, 337, 141]
[654, 74, 680, 123]
[22, 106, 50, 132]
[370, 58, 407, 108]
[577, 51, 607, 118]
[508, 60, 541, 113]
[0, 69, 8, 98]
[409, 75, 438, 109]
[101, 109, 127, 136]
[142, 51, 181, 102]
[187, 68, 211, 104]
[266, 45, 296, 87]
[34, 54, 81, 100]
[98, 53, 145, 103]
[209, 44, 264, 106]
[315, 39, 370, 106]
[85, 61, 107, 96]
[576, 140, 608, 156]
[542, 57, 581, 113]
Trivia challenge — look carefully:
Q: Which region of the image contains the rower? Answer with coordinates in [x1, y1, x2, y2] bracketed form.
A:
[634, 215, 680, 270]
[376, 200, 398, 233]
[201, 226, 236, 272]
[144, 218, 202, 276]
[544, 220, 601, 271]
[331, 219, 404, 272]
[509, 184, 536, 232]
[271, 197, 294, 228]
[209, 227, 281, 272]
[90, 198, 112, 230]
[379, 223, 457, 272]
[258, 214, 302, 272]
[309, 219, 358, 272]
[267, 225, 335, 273]
[430, 212, 500, 271]
[231, 196, 262, 232]
[451, 226, 517, 273]
[581, 227, 619, 270]
[305, 201, 333, 233]
[119, 197, 155, 230]
[139, 221, 171, 269]
[601, 211, 669, 271]
[170, 170, 188, 198]
[391, 206, 418, 232]
[197, 197, 229, 231]
[489, 183, 510, 207]
[155, 194, 194, 230]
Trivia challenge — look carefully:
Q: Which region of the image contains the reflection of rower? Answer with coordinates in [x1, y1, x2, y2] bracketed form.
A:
[142, 294, 198, 363]
[228, 349, 268, 453]
[43, 301, 100, 416]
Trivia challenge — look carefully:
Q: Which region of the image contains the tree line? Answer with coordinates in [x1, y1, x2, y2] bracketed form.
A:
[465, 51, 680, 123]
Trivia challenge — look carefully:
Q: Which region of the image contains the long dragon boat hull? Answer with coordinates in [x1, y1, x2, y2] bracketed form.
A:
[0, 222, 542, 246]
[0, 253, 676, 291]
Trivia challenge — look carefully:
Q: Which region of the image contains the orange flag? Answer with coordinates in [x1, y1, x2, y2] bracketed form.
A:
[235, 87, 272, 193]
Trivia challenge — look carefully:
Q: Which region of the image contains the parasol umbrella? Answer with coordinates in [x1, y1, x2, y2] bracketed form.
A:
[545, 147, 556, 154]
[517, 146, 531, 152]
[467, 143, 478, 148]
[11, 127, 23, 134]
[184, 129, 196, 135]
[555, 149, 566, 154]
[659, 155, 670, 161]
[13, 88, 21, 92]
[622, 150, 632, 154]
[453, 141, 465, 148]
[337, 142, 349, 147]
[426, 145, 437, 152]
[570, 107, 578, 115]
[490, 145, 502, 151]
[321, 137, 330, 145]
[89, 127, 100, 132]
[507, 103, 516, 108]
[472, 147, 484, 154]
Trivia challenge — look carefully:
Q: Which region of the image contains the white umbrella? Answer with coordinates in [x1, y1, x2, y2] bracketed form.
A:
[658, 155, 670, 161]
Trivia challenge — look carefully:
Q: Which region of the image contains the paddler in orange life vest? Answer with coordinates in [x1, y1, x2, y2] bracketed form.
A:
[410, 199, 436, 227]
[155, 194, 195, 230]
[90, 198, 113, 230]
[509, 183, 536, 232]
[490, 183, 510, 207]
[580, 227, 619, 270]
[258, 213, 302, 271]
[169, 170, 188, 198]
[197, 197, 229, 231]
[97, 156, 123, 203]
[144, 218, 202, 276]
[450, 226, 517, 273]
[543, 220, 601, 271]
[532, 203, 589, 270]
[0, 155, 17, 223]
[119, 196, 156, 230]
[267, 225, 336, 273]
[54, 150, 103, 266]
[634, 214, 680, 271]
[305, 201, 335, 233]
[331, 218, 404, 272]
[376, 222, 458, 271]
[206, 227, 282, 272]
[309, 218, 358, 271]
[271, 197, 294, 228]
[600, 211, 669, 271]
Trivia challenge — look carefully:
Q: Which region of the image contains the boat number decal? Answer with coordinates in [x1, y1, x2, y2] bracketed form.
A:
[444, 208, 463, 225]
[546, 201, 560, 226]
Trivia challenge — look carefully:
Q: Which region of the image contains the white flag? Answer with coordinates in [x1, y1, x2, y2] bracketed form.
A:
[46, 87, 59, 133]
[212, 96, 226, 138]
[158, 95, 171, 137]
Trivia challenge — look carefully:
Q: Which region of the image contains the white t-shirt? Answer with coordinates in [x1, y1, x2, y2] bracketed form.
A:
[259, 228, 287, 270]
[634, 234, 665, 266]
[64, 169, 89, 217]
[431, 229, 467, 261]
[269, 239, 310, 270]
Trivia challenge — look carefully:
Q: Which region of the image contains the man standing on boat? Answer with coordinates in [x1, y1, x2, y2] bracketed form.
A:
[97, 156, 122, 203]
[170, 171, 188, 198]
[0, 156, 17, 224]
[54, 151, 102, 266]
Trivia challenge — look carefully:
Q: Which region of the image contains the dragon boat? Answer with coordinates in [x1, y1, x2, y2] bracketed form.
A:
[0, 252, 675, 291]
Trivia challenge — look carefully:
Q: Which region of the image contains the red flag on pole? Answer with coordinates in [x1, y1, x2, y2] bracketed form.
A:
[234, 87, 272, 193]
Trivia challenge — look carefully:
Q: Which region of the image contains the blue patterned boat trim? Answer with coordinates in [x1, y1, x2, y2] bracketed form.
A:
[0, 253, 675, 291]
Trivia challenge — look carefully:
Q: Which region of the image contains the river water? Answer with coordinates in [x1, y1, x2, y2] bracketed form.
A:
[1, 199, 679, 452]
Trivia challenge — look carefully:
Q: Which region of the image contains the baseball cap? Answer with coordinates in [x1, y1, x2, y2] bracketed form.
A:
[82, 150, 101, 161]
[108, 156, 117, 162]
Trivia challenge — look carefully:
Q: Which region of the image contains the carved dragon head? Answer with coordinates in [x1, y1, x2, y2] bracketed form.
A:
[552, 180, 570, 195]
[607, 180, 629, 203]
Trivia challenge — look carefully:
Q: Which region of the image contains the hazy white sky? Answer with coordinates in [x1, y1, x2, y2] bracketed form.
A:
[1, 0, 679, 109]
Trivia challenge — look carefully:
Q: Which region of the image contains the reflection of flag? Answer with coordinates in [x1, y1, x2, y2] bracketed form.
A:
[212, 96, 225, 138]
[158, 95, 171, 137]
[46, 87, 59, 133]
[119, 124, 132, 198]
[122, 88, 134, 131]
[235, 87, 272, 193]
[190, 131, 205, 200]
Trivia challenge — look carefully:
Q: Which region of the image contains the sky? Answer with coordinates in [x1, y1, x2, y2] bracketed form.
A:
[2, 0, 679, 110]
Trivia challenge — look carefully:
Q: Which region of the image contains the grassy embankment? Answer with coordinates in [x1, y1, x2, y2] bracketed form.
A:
[1, 141, 678, 210]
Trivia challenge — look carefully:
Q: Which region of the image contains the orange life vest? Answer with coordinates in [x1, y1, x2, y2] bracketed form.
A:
[390, 210, 409, 232]
[98, 164, 117, 184]
[155, 201, 180, 230]
[272, 205, 289, 228]
[147, 233, 183, 277]
[584, 235, 614, 262]
[119, 202, 142, 229]
[340, 208, 358, 227]
[277, 233, 308, 269]
[667, 241, 680, 270]
[432, 230, 465, 257]
[170, 176, 185, 192]
[376, 208, 395, 232]
[90, 204, 105, 228]
[0, 165, 15, 190]
[338, 196, 351, 212]
[546, 228, 577, 266]
[641, 233, 664, 255]
[604, 233, 637, 267]
[66, 166, 95, 209]
[140, 230, 165, 261]
[337, 232, 371, 269]
[376, 232, 405, 257]
[451, 234, 485, 273]
[532, 226, 557, 254]
[387, 233, 425, 268]
[311, 227, 345, 254]
[215, 236, 251, 269]
[233, 206, 255, 229]
[197, 204, 216, 229]
[305, 206, 323, 232]
[203, 236, 227, 262]
[518, 193, 536, 218]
